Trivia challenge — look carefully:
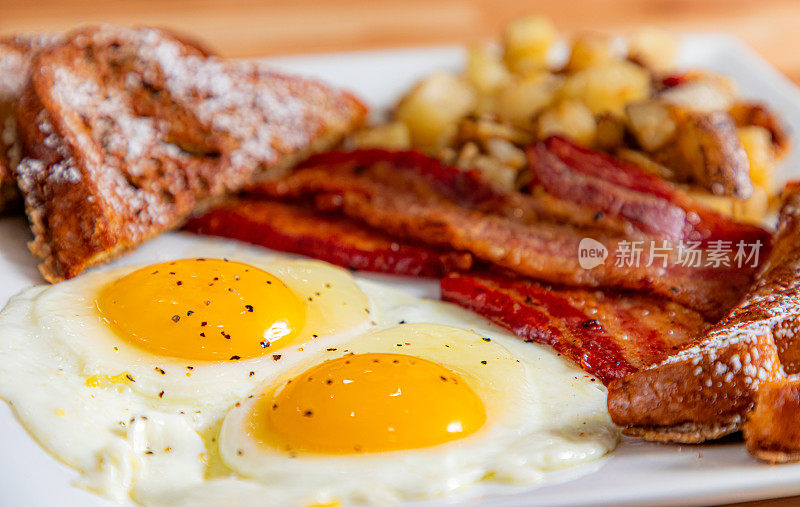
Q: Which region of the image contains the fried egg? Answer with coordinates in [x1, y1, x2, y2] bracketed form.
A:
[0, 250, 617, 506]
[218, 323, 617, 504]
[29, 257, 374, 407]
[0, 256, 375, 502]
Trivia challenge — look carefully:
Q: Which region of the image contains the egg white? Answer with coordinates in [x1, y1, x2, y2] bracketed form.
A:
[27, 258, 375, 408]
[0, 256, 378, 503]
[218, 321, 618, 505]
[0, 251, 618, 506]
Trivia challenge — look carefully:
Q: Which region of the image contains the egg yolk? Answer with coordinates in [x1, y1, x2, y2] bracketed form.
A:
[96, 258, 306, 361]
[250, 353, 486, 454]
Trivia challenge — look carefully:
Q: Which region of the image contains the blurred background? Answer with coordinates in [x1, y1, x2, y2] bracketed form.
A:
[1, 0, 798, 82]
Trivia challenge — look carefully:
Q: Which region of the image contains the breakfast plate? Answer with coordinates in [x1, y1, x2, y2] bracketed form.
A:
[3, 34, 800, 507]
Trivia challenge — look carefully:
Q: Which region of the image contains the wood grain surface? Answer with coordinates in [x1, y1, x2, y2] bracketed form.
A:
[1, 1, 799, 505]
[2, 0, 800, 83]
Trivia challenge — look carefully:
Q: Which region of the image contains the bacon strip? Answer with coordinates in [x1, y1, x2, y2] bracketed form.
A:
[528, 136, 771, 245]
[185, 190, 708, 384]
[441, 271, 708, 384]
[607, 182, 800, 443]
[184, 198, 472, 277]
[293, 149, 633, 234]
[528, 142, 686, 241]
[250, 150, 758, 319]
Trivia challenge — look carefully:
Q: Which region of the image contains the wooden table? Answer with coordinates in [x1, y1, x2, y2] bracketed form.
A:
[2, 0, 800, 83]
[2, 1, 799, 505]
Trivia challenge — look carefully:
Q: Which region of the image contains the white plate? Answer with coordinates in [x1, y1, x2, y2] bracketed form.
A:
[3, 34, 800, 507]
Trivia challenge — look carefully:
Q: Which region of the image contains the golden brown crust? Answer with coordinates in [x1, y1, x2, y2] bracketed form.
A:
[730, 101, 791, 159]
[653, 107, 753, 198]
[747, 448, 800, 464]
[0, 32, 64, 213]
[744, 377, 800, 463]
[607, 328, 781, 437]
[623, 416, 743, 444]
[14, 25, 367, 282]
[607, 182, 800, 442]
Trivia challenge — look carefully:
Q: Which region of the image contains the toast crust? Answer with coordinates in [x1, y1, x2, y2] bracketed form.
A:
[623, 417, 743, 444]
[744, 377, 800, 463]
[15, 25, 367, 281]
[0, 33, 64, 213]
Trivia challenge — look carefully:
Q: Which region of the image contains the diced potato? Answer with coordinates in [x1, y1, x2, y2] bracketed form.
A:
[566, 33, 614, 72]
[686, 71, 738, 96]
[348, 122, 411, 150]
[470, 155, 519, 191]
[732, 185, 769, 223]
[453, 141, 519, 190]
[626, 100, 676, 151]
[466, 44, 511, 94]
[395, 72, 477, 149]
[627, 27, 677, 73]
[438, 146, 458, 165]
[455, 141, 481, 167]
[685, 185, 769, 224]
[495, 72, 561, 127]
[595, 113, 627, 150]
[536, 99, 597, 145]
[560, 61, 651, 115]
[457, 117, 533, 146]
[739, 125, 777, 194]
[473, 93, 499, 117]
[485, 137, 527, 169]
[660, 80, 736, 112]
[617, 149, 676, 180]
[730, 102, 790, 159]
[503, 16, 557, 73]
[686, 187, 735, 216]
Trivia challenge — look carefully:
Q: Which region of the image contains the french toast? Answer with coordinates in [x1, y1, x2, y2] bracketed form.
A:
[14, 25, 367, 282]
[744, 376, 800, 463]
[0, 33, 64, 213]
[607, 182, 800, 443]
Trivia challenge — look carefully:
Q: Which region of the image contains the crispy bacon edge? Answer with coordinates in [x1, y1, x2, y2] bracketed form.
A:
[252, 149, 759, 319]
[440, 271, 707, 385]
[607, 182, 800, 443]
[293, 148, 635, 234]
[183, 198, 472, 277]
[527, 136, 771, 246]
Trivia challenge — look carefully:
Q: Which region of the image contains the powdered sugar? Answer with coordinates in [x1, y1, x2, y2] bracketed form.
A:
[42, 25, 357, 183]
[643, 187, 800, 399]
[15, 25, 363, 279]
